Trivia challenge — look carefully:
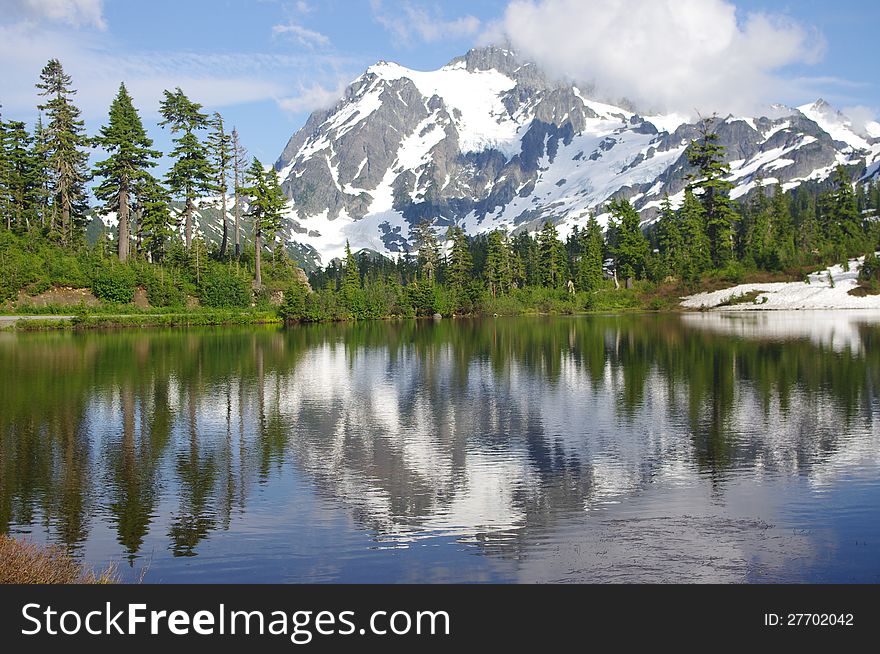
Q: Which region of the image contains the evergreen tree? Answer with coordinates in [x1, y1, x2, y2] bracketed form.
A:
[231, 127, 248, 259]
[242, 158, 286, 288]
[3, 120, 39, 232]
[207, 112, 233, 258]
[342, 241, 360, 294]
[679, 188, 712, 281]
[36, 58, 90, 245]
[412, 221, 440, 283]
[655, 195, 683, 278]
[31, 115, 52, 230]
[687, 117, 737, 267]
[0, 109, 10, 229]
[93, 83, 161, 262]
[819, 165, 864, 258]
[447, 227, 473, 290]
[577, 214, 605, 291]
[768, 184, 795, 269]
[607, 199, 649, 281]
[136, 174, 173, 262]
[743, 178, 773, 267]
[512, 231, 539, 286]
[485, 230, 512, 297]
[538, 221, 566, 288]
[159, 88, 212, 250]
[341, 241, 365, 315]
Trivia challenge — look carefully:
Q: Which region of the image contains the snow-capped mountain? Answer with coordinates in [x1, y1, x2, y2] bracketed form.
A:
[274, 46, 880, 265]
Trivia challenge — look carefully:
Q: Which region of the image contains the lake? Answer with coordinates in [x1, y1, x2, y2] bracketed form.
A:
[1, 312, 879, 583]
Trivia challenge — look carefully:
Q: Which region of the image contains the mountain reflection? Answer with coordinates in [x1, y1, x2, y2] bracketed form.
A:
[0, 314, 878, 582]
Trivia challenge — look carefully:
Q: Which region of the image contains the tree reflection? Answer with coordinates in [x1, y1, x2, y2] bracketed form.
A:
[0, 314, 877, 561]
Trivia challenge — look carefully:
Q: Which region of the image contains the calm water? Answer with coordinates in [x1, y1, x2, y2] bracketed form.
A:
[1, 313, 879, 583]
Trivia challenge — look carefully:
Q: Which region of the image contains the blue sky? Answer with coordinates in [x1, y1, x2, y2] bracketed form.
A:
[1, 0, 877, 168]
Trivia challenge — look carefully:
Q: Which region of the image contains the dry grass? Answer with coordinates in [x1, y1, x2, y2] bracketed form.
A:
[0, 535, 118, 584]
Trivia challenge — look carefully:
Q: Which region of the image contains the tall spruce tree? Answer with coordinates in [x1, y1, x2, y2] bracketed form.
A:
[743, 178, 773, 267]
[135, 174, 173, 262]
[3, 120, 39, 232]
[485, 230, 512, 297]
[31, 115, 52, 230]
[93, 83, 161, 261]
[242, 158, 286, 288]
[0, 109, 10, 229]
[655, 195, 683, 277]
[577, 214, 605, 291]
[36, 58, 90, 245]
[341, 240, 364, 314]
[412, 221, 440, 283]
[679, 188, 712, 282]
[820, 165, 864, 258]
[207, 112, 233, 258]
[159, 88, 212, 250]
[687, 117, 737, 267]
[538, 221, 567, 288]
[447, 227, 473, 290]
[768, 183, 795, 269]
[607, 199, 649, 281]
[231, 127, 248, 259]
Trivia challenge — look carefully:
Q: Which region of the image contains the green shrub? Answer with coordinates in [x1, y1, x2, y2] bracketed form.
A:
[91, 265, 137, 304]
[860, 252, 880, 284]
[199, 265, 252, 309]
[279, 279, 310, 321]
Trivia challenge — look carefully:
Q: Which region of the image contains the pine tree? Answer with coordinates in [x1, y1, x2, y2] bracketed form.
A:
[159, 88, 212, 250]
[768, 184, 795, 269]
[820, 165, 864, 258]
[412, 221, 439, 283]
[687, 117, 737, 267]
[93, 83, 161, 262]
[607, 199, 649, 282]
[136, 174, 173, 262]
[577, 214, 605, 291]
[341, 240, 364, 315]
[207, 113, 233, 258]
[485, 230, 512, 297]
[743, 178, 772, 267]
[36, 58, 90, 245]
[0, 109, 10, 230]
[31, 115, 52, 230]
[679, 188, 712, 281]
[242, 158, 286, 288]
[538, 221, 566, 288]
[447, 227, 473, 290]
[3, 120, 39, 232]
[231, 127, 248, 259]
[655, 195, 683, 278]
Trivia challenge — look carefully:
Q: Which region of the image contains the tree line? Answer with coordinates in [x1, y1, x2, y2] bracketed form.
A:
[302, 121, 880, 320]
[2, 61, 879, 318]
[0, 58, 289, 294]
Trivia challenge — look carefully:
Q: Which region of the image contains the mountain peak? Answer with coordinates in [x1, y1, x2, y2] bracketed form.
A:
[272, 50, 879, 267]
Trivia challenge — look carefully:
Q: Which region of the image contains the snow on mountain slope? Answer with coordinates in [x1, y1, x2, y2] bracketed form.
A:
[272, 47, 880, 265]
[798, 99, 873, 152]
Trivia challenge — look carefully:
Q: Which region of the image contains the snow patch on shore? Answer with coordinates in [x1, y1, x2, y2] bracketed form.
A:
[681, 256, 880, 311]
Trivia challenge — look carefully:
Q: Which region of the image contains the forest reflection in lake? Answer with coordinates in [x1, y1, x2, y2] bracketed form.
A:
[1, 312, 878, 583]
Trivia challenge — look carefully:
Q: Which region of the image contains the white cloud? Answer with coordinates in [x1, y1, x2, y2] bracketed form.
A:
[1, 0, 107, 29]
[0, 22, 356, 121]
[272, 21, 330, 48]
[485, 0, 827, 116]
[278, 81, 348, 114]
[841, 105, 880, 138]
[372, 0, 481, 45]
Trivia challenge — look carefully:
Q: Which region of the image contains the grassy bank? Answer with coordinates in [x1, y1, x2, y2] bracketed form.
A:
[0, 535, 117, 584]
[7, 309, 282, 331]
